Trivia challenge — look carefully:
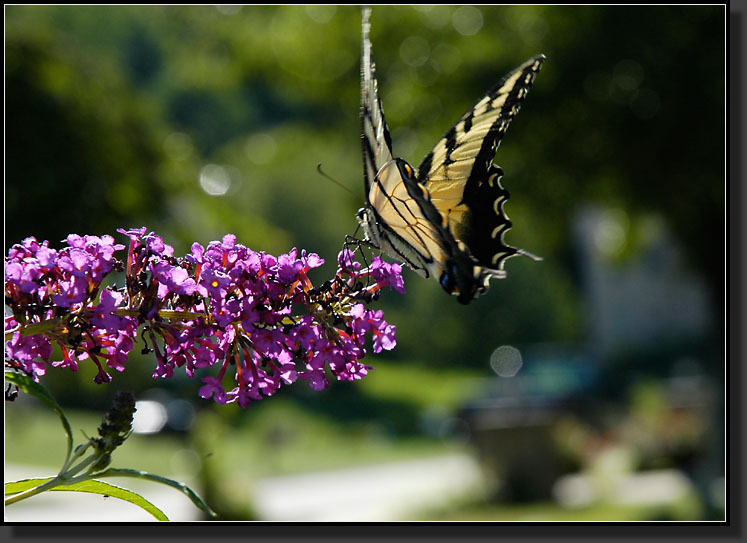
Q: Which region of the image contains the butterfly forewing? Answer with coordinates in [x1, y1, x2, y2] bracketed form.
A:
[417, 55, 545, 269]
[360, 7, 393, 195]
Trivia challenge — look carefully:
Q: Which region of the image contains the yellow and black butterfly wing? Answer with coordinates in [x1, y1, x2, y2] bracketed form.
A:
[417, 55, 546, 274]
[360, 7, 393, 196]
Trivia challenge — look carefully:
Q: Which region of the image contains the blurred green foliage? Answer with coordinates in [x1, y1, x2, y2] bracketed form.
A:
[5, 5, 724, 398]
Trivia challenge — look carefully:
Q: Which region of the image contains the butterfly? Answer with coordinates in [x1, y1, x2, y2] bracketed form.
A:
[356, 8, 545, 304]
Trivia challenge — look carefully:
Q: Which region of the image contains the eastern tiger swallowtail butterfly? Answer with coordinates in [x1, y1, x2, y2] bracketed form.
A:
[356, 8, 545, 304]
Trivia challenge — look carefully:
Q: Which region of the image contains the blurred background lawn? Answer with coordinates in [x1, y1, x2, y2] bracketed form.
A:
[5, 5, 725, 521]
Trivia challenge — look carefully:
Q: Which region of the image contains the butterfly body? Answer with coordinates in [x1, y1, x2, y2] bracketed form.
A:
[358, 8, 544, 304]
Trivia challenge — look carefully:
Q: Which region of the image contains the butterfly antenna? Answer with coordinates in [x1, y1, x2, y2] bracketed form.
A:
[517, 248, 543, 262]
[317, 163, 357, 197]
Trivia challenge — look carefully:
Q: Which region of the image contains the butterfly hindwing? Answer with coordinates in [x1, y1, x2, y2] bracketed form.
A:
[459, 164, 517, 269]
[365, 159, 449, 275]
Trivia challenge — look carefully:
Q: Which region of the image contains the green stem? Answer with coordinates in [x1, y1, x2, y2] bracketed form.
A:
[60, 452, 99, 480]
[57, 442, 92, 476]
[6, 318, 65, 339]
[113, 309, 206, 320]
[5, 476, 62, 505]
[4, 309, 209, 341]
[5, 451, 100, 506]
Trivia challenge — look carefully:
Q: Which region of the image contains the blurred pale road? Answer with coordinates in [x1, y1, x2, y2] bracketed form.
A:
[251, 454, 484, 521]
[4, 453, 484, 522]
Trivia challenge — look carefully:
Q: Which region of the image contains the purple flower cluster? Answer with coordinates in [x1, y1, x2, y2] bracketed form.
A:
[5, 234, 135, 383]
[5, 229, 404, 407]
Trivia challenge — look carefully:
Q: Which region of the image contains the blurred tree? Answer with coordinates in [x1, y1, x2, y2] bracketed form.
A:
[5, 25, 170, 248]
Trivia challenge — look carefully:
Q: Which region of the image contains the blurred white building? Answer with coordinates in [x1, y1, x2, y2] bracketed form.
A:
[573, 205, 712, 357]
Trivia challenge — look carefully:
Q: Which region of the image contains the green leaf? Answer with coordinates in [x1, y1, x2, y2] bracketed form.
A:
[5, 477, 169, 521]
[97, 467, 217, 518]
[5, 370, 74, 464]
[5, 477, 54, 496]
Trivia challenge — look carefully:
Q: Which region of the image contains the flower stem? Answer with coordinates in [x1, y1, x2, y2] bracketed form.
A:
[5, 476, 63, 505]
[5, 451, 100, 506]
[14, 318, 65, 338]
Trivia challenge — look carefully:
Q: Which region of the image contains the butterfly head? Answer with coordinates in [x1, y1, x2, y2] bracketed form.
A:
[356, 206, 378, 249]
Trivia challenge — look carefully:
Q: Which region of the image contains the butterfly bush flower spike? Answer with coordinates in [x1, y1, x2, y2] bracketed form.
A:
[5, 229, 403, 407]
